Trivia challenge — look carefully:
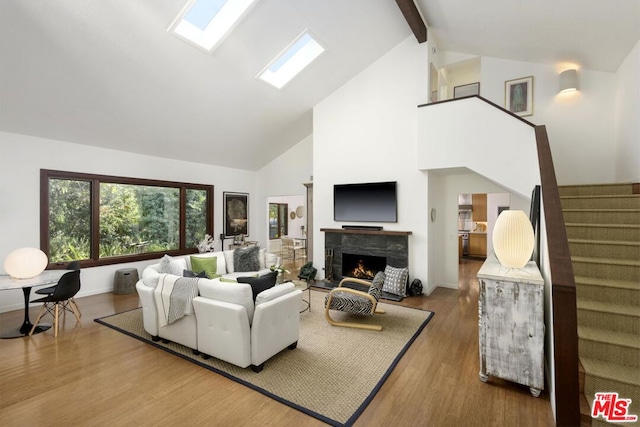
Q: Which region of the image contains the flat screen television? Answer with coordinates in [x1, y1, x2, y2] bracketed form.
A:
[334, 181, 397, 223]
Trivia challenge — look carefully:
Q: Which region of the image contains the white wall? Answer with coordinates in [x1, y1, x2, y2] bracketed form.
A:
[614, 40, 640, 183]
[418, 96, 540, 199]
[480, 56, 617, 185]
[313, 37, 431, 289]
[0, 131, 258, 312]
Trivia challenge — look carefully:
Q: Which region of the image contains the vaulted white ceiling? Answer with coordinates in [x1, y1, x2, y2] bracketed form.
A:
[1, 1, 638, 171]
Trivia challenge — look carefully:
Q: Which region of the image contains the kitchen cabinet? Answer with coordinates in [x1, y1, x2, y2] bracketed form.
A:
[472, 194, 487, 222]
[468, 233, 487, 257]
[477, 253, 545, 397]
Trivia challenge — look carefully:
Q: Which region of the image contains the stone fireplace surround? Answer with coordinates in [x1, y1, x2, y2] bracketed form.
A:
[321, 228, 411, 281]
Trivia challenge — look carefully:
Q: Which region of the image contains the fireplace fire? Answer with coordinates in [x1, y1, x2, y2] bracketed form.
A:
[342, 253, 387, 281]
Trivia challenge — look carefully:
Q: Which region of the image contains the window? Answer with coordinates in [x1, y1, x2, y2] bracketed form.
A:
[257, 31, 325, 89]
[41, 170, 213, 267]
[268, 203, 288, 239]
[169, 0, 259, 52]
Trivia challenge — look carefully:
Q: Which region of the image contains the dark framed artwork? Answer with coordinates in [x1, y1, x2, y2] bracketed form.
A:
[505, 76, 533, 116]
[453, 82, 480, 99]
[223, 192, 249, 237]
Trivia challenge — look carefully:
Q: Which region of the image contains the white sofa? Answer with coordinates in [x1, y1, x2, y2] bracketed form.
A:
[136, 249, 301, 371]
[194, 280, 301, 372]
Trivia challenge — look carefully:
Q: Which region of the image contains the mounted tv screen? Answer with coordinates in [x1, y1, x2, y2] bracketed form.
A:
[334, 181, 397, 223]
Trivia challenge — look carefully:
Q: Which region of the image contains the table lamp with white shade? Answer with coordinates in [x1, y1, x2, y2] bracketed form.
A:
[492, 210, 535, 269]
[4, 247, 49, 279]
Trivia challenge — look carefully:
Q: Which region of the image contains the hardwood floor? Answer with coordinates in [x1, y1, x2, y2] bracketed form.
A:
[0, 259, 554, 426]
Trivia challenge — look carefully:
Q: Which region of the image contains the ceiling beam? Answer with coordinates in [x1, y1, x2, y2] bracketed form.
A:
[395, 0, 427, 43]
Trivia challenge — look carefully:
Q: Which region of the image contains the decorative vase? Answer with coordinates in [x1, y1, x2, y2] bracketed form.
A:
[276, 272, 284, 284]
[492, 210, 535, 268]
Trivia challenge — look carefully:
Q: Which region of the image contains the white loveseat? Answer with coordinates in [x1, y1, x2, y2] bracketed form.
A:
[135, 249, 301, 371]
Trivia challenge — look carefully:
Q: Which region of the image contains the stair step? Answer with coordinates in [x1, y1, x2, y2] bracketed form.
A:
[563, 209, 640, 224]
[579, 326, 640, 350]
[576, 277, 640, 306]
[572, 256, 640, 282]
[559, 183, 639, 197]
[561, 194, 640, 210]
[581, 357, 640, 387]
[578, 299, 640, 317]
[565, 223, 640, 242]
[569, 238, 640, 260]
[577, 300, 640, 335]
[579, 326, 640, 369]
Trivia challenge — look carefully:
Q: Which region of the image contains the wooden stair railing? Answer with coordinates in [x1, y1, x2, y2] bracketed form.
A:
[535, 125, 580, 426]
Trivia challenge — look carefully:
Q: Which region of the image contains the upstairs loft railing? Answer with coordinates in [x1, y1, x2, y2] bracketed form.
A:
[418, 95, 580, 426]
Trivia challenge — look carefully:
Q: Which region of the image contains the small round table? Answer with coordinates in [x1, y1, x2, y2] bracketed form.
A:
[291, 279, 311, 313]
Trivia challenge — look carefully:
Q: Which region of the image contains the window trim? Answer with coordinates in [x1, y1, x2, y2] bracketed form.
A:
[40, 169, 214, 269]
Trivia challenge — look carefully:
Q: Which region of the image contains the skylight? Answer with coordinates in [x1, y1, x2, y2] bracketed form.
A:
[258, 31, 325, 89]
[169, 0, 258, 52]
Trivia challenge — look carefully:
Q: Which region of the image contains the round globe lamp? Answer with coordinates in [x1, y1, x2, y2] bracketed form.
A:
[4, 247, 48, 279]
[492, 210, 535, 268]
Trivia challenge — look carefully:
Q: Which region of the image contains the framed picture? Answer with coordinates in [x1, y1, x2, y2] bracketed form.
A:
[453, 82, 480, 99]
[223, 192, 249, 237]
[505, 76, 533, 116]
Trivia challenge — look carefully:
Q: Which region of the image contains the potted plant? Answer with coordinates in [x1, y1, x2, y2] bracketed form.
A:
[269, 264, 290, 284]
[197, 234, 218, 253]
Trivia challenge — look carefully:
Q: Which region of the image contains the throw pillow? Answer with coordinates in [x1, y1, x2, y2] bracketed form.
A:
[190, 256, 218, 279]
[237, 271, 277, 301]
[159, 255, 187, 276]
[158, 254, 172, 274]
[183, 269, 207, 278]
[219, 277, 238, 283]
[382, 266, 409, 297]
[223, 250, 235, 273]
[234, 246, 260, 272]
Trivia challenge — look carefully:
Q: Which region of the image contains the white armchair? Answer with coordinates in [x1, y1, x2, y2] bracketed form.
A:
[193, 281, 302, 372]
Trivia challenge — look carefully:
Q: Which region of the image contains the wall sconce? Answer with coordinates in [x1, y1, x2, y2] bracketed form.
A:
[4, 247, 48, 279]
[559, 69, 578, 93]
[492, 210, 535, 268]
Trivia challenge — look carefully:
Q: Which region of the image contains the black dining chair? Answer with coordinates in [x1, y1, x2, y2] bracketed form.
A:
[35, 261, 82, 317]
[29, 270, 81, 337]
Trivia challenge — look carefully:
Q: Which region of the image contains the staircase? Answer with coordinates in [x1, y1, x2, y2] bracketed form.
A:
[559, 183, 640, 427]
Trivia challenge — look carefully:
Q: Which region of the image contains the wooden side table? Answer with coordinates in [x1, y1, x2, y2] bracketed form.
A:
[477, 252, 545, 397]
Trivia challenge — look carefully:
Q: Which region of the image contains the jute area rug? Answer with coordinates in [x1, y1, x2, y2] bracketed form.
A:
[95, 289, 434, 426]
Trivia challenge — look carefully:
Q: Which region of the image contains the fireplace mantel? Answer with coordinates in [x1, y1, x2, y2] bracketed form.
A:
[320, 228, 412, 236]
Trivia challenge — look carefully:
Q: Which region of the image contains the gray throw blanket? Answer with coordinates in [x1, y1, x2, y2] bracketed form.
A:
[154, 274, 200, 326]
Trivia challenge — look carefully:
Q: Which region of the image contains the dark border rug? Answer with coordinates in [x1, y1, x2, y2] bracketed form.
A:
[95, 290, 433, 426]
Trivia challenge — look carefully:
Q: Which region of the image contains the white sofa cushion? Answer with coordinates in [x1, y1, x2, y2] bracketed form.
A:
[255, 282, 296, 307]
[198, 278, 255, 324]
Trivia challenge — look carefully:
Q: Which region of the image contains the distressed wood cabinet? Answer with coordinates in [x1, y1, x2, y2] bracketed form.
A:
[477, 253, 545, 397]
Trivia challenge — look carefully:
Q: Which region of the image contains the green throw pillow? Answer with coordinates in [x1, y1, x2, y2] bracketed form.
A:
[190, 256, 218, 279]
[220, 277, 238, 283]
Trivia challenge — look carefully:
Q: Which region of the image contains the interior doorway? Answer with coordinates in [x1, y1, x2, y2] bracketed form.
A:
[266, 194, 306, 256]
[457, 192, 510, 263]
